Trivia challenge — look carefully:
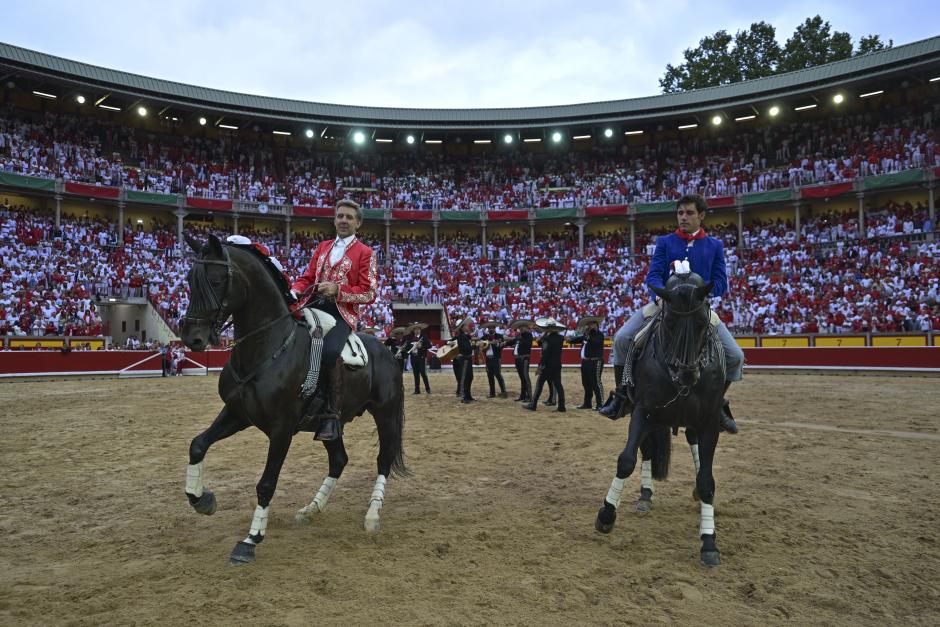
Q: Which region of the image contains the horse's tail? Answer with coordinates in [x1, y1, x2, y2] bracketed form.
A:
[388, 375, 410, 478]
[649, 424, 672, 480]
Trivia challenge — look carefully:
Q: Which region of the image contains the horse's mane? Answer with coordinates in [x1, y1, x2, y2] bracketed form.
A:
[224, 243, 294, 306]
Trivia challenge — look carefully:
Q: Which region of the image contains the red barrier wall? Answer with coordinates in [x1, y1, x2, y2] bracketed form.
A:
[1, 347, 937, 377]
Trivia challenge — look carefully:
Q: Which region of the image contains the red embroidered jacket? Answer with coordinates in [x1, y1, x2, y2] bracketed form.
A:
[291, 238, 378, 329]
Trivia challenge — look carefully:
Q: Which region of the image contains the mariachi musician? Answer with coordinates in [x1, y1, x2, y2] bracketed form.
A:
[479, 322, 508, 398]
[407, 322, 432, 394]
[524, 317, 567, 412]
[453, 316, 476, 403]
[505, 319, 534, 402]
[568, 315, 606, 410]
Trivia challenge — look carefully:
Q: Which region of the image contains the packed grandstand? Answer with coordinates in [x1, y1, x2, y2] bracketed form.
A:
[1, 38, 939, 348]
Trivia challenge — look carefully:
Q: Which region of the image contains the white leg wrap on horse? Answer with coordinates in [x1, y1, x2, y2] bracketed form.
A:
[243, 505, 269, 543]
[299, 476, 337, 515]
[364, 475, 387, 531]
[185, 462, 205, 498]
[691, 444, 701, 474]
[640, 460, 653, 492]
[606, 477, 626, 509]
[699, 502, 715, 537]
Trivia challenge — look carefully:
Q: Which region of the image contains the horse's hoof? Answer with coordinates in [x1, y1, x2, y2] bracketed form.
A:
[700, 550, 721, 567]
[228, 541, 256, 565]
[594, 505, 616, 534]
[192, 490, 216, 515]
[634, 498, 653, 514]
[364, 515, 381, 533]
[294, 511, 312, 525]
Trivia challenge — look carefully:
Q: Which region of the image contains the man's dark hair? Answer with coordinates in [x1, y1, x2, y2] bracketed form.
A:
[677, 194, 708, 214]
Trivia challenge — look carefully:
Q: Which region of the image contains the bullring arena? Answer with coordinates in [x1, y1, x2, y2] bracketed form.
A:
[1, 370, 939, 624]
[2, 21, 940, 627]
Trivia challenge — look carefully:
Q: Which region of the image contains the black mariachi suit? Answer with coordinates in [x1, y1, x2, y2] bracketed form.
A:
[507, 331, 533, 401]
[410, 332, 432, 393]
[531, 332, 565, 409]
[538, 334, 557, 403]
[455, 331, 475, 401]
[569, 329, 605, 407]
[482, 332, 507, 397]
[385, 336, 405, 371]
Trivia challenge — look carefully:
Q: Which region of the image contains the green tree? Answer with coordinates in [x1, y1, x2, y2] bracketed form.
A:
[856, 34, 893, 55]
[732, 21, 781, 81]
[778, 15, 853, 72]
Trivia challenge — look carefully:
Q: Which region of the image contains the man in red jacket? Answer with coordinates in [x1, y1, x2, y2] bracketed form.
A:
[291, 199, 378, 441]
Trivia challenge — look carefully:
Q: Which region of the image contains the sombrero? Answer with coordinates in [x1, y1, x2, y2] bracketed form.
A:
[479, 321, 500, 329]
[454, 316, 475, 332]
[359, 327, 379, 335]
[577, 315, 604, 330]
[535, 317, 568, 332]
[408, 321, 429, 332]
[390, 326, 408, 338]
[510, 319, 535, 331]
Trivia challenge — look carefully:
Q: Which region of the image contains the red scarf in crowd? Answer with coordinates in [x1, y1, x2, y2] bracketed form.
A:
[674, 228, 707, 241]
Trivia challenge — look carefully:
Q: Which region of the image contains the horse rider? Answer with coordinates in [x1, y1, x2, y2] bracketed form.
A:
[524, 317, 567, 412]
[505, 319, 534, 402]
[408, 322, 432, 394]
[290, 199, 378, 442]
[599, 193, 744, 432]
[480, 322, 508, 398]
[453, 316, 476, 403]
[569, 315, 606, 410]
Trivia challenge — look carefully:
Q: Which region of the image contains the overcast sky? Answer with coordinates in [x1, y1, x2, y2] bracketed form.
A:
[4, 1, 938, 108]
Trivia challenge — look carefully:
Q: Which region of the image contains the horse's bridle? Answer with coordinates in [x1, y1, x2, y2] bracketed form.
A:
[183, 245, 235, 345]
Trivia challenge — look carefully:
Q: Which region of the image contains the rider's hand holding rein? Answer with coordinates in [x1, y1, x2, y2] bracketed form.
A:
[317, 282, 340, 298]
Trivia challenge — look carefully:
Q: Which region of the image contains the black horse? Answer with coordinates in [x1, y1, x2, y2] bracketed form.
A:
[594, 272, 727, 566]
[180, 234, 407, 565]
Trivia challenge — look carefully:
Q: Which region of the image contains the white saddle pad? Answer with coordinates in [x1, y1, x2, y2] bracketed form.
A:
[302, 308, 369, 368]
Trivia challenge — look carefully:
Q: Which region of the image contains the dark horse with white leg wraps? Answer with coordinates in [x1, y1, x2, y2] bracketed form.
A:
[594, 271, 728, 566]
[180, 234, 407, 565]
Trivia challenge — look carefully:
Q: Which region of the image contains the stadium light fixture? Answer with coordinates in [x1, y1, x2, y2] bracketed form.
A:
[353, 131, 366, 144]
[273, 130, 291, 136]
[604, 128, 613, 138]
[32, 90, 56, 99]
[768, 106, 780, 117]
[137, 106, 147, 117]
[406, 135, 416, 144]
[99, 104, 121, 111]
[859, 90, 884, 98]
[76, 95, 86, 104]
[425, 139, 443, 144]
[678, 123, 698, 130]
[711, 115, 722, 126]
[504, 134, 513, 144]
[199, 117, 207, 126]
[573, 134, 591, 140]
[734, 115, 756, 121]
[551, 132, 562, 143]
[832, 93, 845, 104]
[623, 130, 644, 136]
[794, 104, 817, 111]
[376, 138, 393, 143]
[523, 138, 541, 143]
[305, 129, 314, 138]
[474, 139, 492, 144]
[219, 124, 239, 130]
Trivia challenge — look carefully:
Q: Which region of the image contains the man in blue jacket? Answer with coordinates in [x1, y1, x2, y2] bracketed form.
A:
[600, 194, 744, 432]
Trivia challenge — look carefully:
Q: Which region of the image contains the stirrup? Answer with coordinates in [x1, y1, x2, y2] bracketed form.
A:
[719, 401, 739, 434]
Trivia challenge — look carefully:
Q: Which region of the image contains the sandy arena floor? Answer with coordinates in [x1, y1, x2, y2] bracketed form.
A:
[1, 370, 938, 626]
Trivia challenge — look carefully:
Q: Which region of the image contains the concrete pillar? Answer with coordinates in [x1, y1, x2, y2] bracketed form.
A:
[118, 201, 126, 248]
[576, 218, 586, 256]
[54, 194, 62, 230]
[529, 220, 536, 250]
[175, 208, 186, 247]
[384, 220, 391, 268]
[433, 221, 439, 255]
[793, 201, 802, 242]
[928, 182, 935, 242]
[736, 205, 744, 249]
[284, 216, 291, 250]
[856, 191, 865, 239]
[629, 215, 636, 257]
[233, 212, 239, 235]
[481, 221, 487, 259]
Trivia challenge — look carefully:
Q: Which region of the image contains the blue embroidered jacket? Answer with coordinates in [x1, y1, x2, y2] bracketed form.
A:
[645, 232, 728, 300]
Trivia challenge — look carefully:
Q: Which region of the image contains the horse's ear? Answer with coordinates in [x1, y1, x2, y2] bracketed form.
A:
[694, 282, 714, 301]
[207, 233, 224, 256]
[184, 234, 202, 254]
[651, 285, 669, 301]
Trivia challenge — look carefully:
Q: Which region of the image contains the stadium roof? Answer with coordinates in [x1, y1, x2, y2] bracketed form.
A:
[1, 36, 939, 131]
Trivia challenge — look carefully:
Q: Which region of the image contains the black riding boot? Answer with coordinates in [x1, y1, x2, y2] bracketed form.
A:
[315, 358, 344, 441]
[719, 380, 739, 434]
[599, 347, 635, 420]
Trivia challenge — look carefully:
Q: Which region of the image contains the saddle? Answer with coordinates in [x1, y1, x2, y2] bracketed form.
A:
[301, 308, 368, 368]
[634, 301, 721, 351]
